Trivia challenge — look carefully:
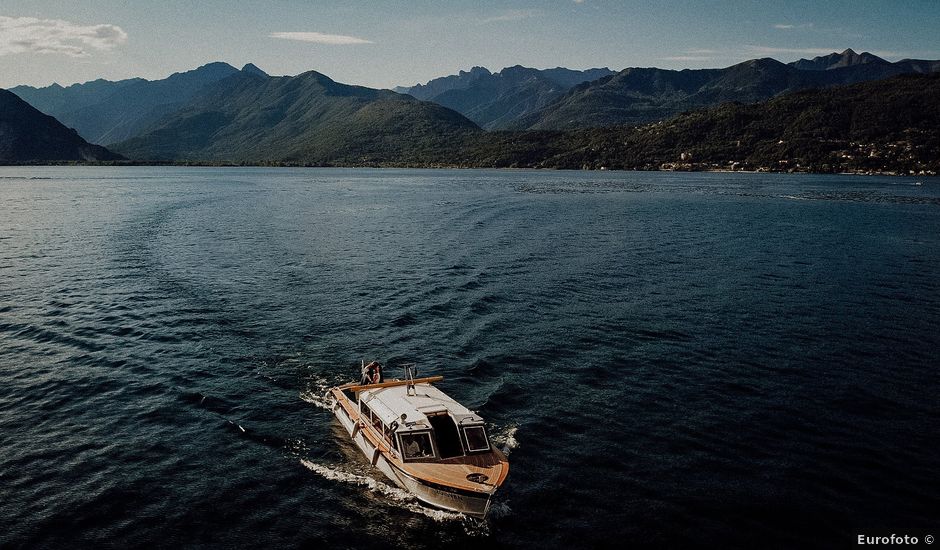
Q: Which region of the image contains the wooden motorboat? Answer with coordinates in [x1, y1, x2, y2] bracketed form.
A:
[327, 367, 509, 518]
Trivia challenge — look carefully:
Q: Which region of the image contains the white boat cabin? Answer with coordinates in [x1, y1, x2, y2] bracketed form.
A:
[355, 383, 492, 462]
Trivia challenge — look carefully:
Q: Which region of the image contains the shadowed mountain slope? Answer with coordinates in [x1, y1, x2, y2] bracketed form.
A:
[0, 89, 123, 162]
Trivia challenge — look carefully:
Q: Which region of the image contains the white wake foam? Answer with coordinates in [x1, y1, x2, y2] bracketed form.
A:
[492, 424, 520, 455]
[299, 459, 466, 522]
[300, 373, 348, 410]
[299, 389, 333, 410]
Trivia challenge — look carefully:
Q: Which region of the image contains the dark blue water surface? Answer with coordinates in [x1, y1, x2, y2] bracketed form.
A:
[1, 167, 938, 549]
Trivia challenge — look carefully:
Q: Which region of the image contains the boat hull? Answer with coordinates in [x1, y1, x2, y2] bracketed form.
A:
[385, 466, 492, 517]
[331, 395, 492, 517]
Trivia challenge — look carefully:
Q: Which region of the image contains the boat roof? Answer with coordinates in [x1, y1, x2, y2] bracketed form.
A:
[360, 382, 484, 431]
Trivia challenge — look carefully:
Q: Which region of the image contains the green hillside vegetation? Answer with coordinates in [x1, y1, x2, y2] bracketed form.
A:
[512, 53, 935, 130]
[109, 72, 939, 175]
[462, 73, 940, 174]
[113, 71, 481, 164]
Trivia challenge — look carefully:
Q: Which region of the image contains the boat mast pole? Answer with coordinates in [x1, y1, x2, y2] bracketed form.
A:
[403, 363, 417, 395]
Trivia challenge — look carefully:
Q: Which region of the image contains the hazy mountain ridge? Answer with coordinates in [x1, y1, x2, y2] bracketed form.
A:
[10, 78, 145, 118]
[0, 89, 123, 162]
[397, 66, 616, 129]
[10, 62, 251, 144]
[396, 66, 493, 99]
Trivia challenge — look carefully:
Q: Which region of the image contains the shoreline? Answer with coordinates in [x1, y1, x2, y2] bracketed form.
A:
[0, 160, 935, 178]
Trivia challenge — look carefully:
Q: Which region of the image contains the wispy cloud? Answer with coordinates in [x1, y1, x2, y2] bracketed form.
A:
[663, 56, 716, 62]
[481, 9, 542, 23]
[743, 45, 841, 57]
[883, 49, 940, 59]
[0, 16, 126, 57]
[773, 23, 814, 30]
[572, 0, 586, 4]
[662, 48, 722, 62]
[269, 31, 373, 45]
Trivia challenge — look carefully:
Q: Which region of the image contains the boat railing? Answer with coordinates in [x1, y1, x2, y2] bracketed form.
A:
[349, 376, 443, 393]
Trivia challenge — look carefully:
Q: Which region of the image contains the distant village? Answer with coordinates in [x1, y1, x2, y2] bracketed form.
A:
[656, 137, 937, 176]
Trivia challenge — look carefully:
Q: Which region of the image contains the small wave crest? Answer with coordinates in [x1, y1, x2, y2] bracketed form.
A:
[299, 373, 348, 410]
[487, 500, 512, 519]
[299, 389, 333, 410]
[299, 459, 465, 522]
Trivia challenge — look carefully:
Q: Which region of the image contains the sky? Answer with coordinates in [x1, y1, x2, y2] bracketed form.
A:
[2, 0, 940, 90]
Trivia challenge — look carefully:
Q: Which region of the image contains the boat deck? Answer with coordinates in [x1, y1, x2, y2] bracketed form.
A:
[330, 385, 509, 494]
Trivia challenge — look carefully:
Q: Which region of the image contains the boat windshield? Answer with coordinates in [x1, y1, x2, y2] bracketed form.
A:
[463, 425, 490, 452]
[400, 432, 435, 460]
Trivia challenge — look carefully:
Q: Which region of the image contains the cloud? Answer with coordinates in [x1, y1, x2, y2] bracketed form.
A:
[662, 56, 716, 62]
[269, 31, 373, 45]
[481, 9, 542, 23]
[743, 45, 843, 57]
[573, 0, 586, 3]
[0, 16, 127, 57]
[662, 48, 722, 62]
[773, 23, 814, 30]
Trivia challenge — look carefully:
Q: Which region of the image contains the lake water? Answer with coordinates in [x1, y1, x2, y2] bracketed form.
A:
[1, 167, 938, 549]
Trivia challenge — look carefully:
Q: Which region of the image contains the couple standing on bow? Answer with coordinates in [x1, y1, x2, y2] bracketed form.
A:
[360, 360, 384, 385]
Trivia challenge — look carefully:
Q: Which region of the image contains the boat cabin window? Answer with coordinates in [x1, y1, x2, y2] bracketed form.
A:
[463, 425, 490, 452]
[399, 432, 434, 460]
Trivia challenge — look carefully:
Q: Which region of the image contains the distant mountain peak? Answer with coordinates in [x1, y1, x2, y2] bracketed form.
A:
[295, 69, 335, 83]
[742, 57, 784, 67]
[197, 61, 238, 70]
[240, 63, 269, 78]
[461, 66, 491, 76]
[791, 49, 889, 71]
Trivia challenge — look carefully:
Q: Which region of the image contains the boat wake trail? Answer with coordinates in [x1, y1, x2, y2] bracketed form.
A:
[299, 459, 466, 522]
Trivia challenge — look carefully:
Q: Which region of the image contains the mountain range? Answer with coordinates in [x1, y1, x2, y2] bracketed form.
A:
[395, 66, 615, 129]
[509, 49, 940, 130]
[112, 70, 478, 164]
[10, 62, 257, 145]
[459, 72, 940, 174]
[0, 89, 122, 162]
[3, 49, 939, 170]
